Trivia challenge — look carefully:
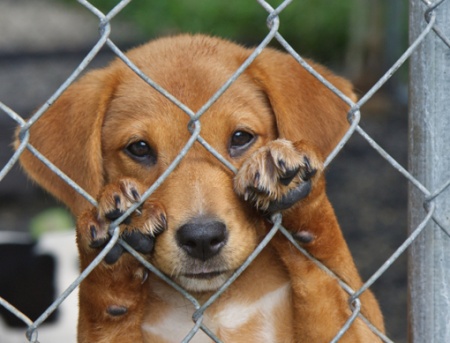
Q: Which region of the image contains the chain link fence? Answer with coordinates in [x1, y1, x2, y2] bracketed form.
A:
[0, 0, 449, 342]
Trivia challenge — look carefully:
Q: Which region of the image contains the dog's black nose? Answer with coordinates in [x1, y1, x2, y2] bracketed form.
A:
[176, 219, 228, 261]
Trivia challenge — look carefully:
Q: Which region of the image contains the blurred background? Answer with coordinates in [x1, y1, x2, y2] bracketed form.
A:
[0, 0, 409, 342]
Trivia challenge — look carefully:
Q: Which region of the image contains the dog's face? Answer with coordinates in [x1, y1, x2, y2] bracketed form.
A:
[18, 35, 354, 293]
[102, 53, 277, 291]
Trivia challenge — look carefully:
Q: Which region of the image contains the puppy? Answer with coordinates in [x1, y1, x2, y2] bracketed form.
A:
[16, 34, 384, 342]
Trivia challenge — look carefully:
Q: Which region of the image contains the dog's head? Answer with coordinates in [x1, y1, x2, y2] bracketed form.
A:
[17, 35, 354, 292]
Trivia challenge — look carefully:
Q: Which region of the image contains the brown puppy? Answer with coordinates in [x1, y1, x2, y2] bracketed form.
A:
[16, 35, 384, 342]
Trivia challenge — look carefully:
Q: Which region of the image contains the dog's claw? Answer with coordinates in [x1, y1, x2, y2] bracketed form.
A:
[106, 305, 128, 317]
[160, 214, 167, 230]
[253, 172, 260, 188]
[300, 156, 317, 181]
[279, 166, 300, 186]
[292, 230, 315, 244]
[90, 225, 97, 240]
[131, 188, 140, 202]
[114, 194, 121, 208]
[88, 223, 110, 249]
[153, 223, 166, 237]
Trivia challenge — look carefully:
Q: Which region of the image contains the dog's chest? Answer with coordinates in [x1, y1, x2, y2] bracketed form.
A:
[142, 281, 292, 342]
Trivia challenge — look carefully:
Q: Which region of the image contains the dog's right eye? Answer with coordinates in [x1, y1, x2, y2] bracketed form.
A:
[125, 141, 156, 165]
[229, 130, 255, 157]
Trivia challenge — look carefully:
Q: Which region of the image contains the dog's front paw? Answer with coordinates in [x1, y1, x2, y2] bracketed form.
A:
[77, 178, 166, 265]
[234, 139, 322, 212]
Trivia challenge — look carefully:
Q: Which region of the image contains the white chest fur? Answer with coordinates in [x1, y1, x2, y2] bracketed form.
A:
[142, 282, 292, 342]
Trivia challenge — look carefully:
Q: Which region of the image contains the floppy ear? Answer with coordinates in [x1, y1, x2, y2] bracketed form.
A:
[16, 68, 118, 216]
[247, 49, 356, 158]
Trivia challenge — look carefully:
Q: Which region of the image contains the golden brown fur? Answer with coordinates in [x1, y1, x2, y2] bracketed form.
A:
[16, 34, 384, 342]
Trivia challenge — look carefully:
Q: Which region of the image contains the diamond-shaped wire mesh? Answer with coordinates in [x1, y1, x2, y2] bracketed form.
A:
[0, 0, 449, 342]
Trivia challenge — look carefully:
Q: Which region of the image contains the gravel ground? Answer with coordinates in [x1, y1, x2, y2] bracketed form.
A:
[0, 1, 409, 342]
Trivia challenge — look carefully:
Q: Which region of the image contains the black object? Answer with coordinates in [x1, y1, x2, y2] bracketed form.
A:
[0, 239, 58, 327]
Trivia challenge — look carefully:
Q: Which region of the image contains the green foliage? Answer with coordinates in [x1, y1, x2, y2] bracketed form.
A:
[30, 208, 74, 239]
[73, 0, 351, 61]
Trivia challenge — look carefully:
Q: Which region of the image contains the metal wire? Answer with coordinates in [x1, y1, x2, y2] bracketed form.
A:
[1, 0, 449, 342]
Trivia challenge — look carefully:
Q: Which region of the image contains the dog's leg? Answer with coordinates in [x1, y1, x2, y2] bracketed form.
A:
[75, 178, 166, 343]
[235, 139, 384, 342]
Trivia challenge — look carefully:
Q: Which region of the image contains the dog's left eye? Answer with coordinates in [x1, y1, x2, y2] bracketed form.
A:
[125, 141, 156, 165]
[229, 130, 255, 157]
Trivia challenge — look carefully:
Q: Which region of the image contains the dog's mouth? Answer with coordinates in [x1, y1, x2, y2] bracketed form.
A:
[183, 270, 226, 280]
[176, 267, 232, 292]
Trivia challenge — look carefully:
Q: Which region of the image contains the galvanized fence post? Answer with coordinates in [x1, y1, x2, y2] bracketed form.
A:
[408, 1, 450, 342]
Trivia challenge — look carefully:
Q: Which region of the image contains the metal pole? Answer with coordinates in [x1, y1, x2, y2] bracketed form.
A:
[408, 1, 450, 342]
